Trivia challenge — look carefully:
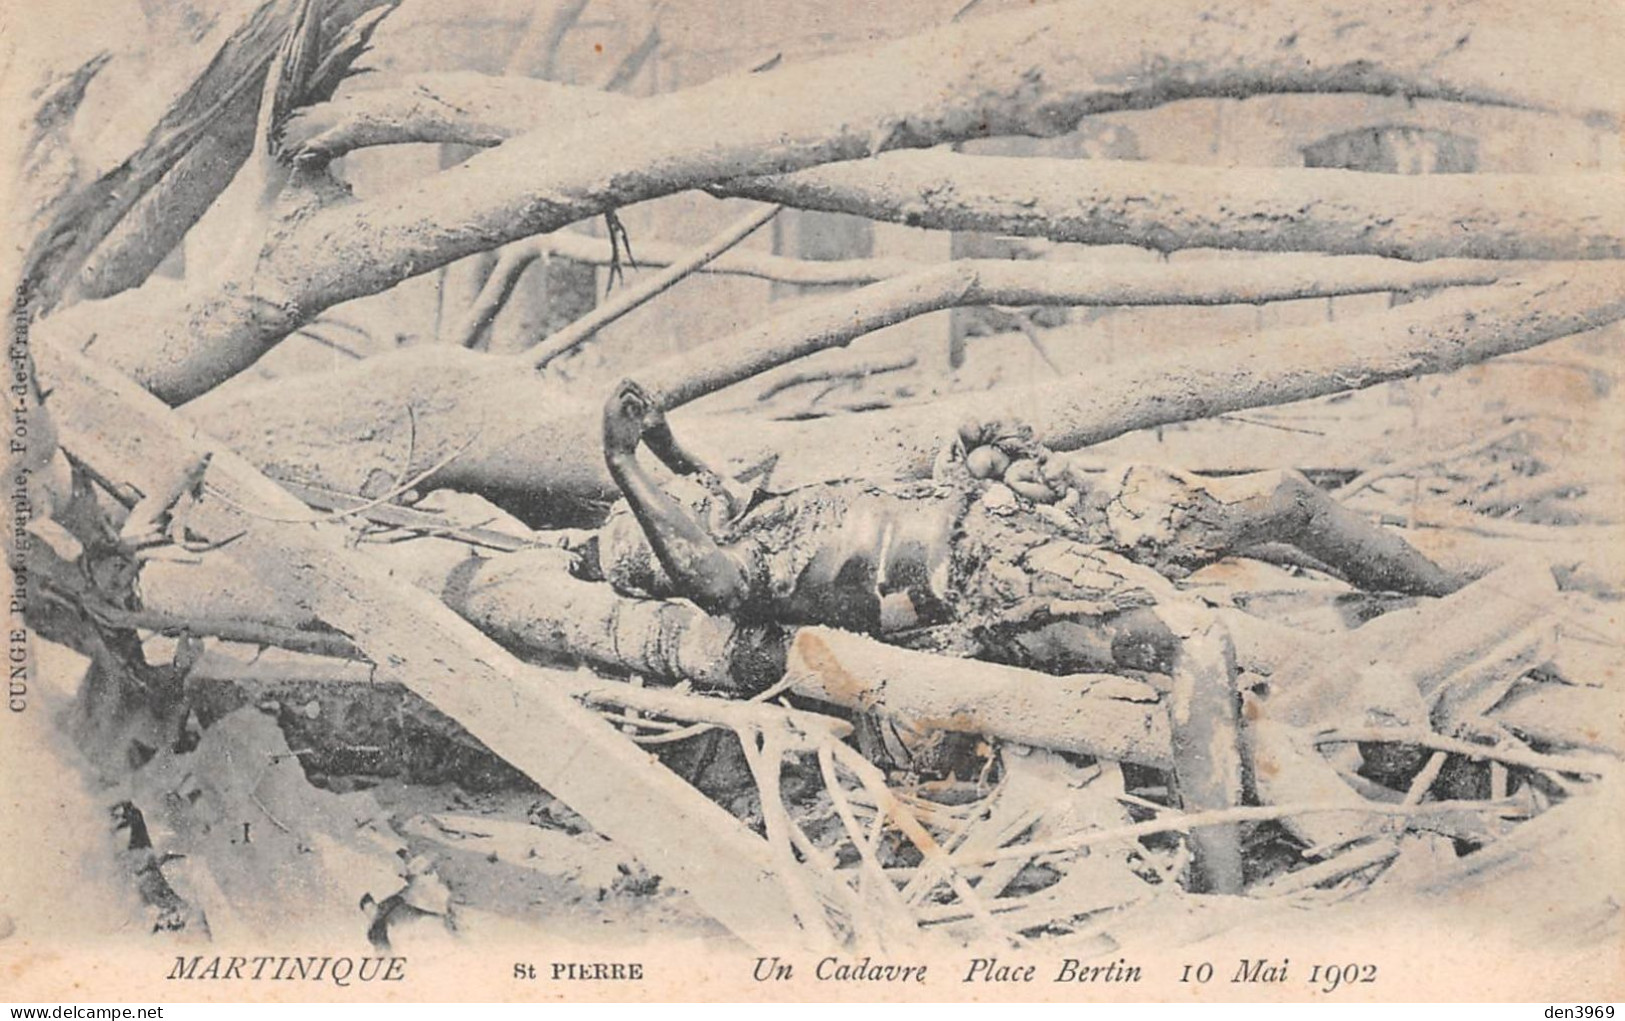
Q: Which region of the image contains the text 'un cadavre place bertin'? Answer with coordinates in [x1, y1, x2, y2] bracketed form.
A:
[748, 956, 1144, 984]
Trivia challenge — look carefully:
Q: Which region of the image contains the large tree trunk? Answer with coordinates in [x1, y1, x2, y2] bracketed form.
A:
[721, 153, 1625, 262]
[39, 0, 1621, 404]
[181, 261, 1625, 520]
[24, 0, 393, 308]
[282, 74, 1625, 262]
[128, 498, 1623, 772]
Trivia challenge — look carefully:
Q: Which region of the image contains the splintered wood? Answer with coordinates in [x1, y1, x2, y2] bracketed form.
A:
[9, 0, 1621, 975]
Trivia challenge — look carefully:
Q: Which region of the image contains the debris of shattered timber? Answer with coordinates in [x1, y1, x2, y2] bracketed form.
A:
[33, 372, 1619, 951]
[7, 0, 1621, 966]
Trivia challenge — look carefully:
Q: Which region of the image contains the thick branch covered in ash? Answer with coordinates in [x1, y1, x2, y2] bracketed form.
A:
[490, 251, 1512, 401]
[44, 0, 1621, 403]
[720, 153, 1625, 262]
[393, 550, 1180, 767]
[720, 263, 1625, 488]
[28, 0, 394, 307]
[131, 523, 1184, 765]
[133, 532, 1622, 770]
[279, 72, 618, 156]
[185, 263, 1625, 513]
[644, 256, 1517, 407]
[287, 75, 1625, 264]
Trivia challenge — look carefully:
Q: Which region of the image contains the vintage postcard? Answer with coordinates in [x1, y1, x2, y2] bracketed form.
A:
[2, 0, 1621, 1004]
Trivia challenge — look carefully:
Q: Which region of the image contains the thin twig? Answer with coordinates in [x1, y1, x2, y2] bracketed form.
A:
[739, 728, 839, 943]
[573, 677, 851, 745]
[757, 353, 917, 402]
[996, 306, 1064, 375]
[832, 743, 1017, 947]
[1337, 421, 1528, 499]
[778, 773, 906, 952]
[1406, 751, 1451, 806]
[529, 0, 590, 80]
[209, 429, 479, 525]
[1314, 727, 1615, 776]
[452, 248, 540, 348]
[963, 799, 1521, 867]
[1269, 747, 1455, 897]
[818, 746, 910, 915]
[248, 764, 295, 835]
[89, 605, 358, 660]
[521, 230, 921, 284]
[601, 2, 665, 92]
[630, 672, 802, 745]
[1255, 839, 1400, 898]
[1217, 413, 1326, 436]
[293, 327, 365, 360]
[525, 203, 782, 368]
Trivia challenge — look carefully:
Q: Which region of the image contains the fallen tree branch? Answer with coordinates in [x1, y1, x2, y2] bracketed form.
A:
[451, 248, 540, 349]
[145, 539, 1619, 768]
[625, 673, 803, 747]
[829, 741, 1015, 945]
[184, 262, 1625, 511]
[91, 606, 354, 660]
[529, 0, 589, 82]
[601, 6, 662, 92]
[971, 799, 1521, 868]
[494, 229, 924, 287]
[1336, 421, 1531, 499]
[784, 628, 1174, 768]
[642, 256, 1520, 408]
[276, 477, 552, 551]
[388, 546, 1176, 770]
[32, 0, 395, 307]
[279, 71, 622, 157]
[1314, 728, 1616, 777]
[1300, 739, 1451, 880]
[719, 262, 1625, 490]
[757, 353, 918, 402]
[278, 73, 1625, 266]
[1257, 560, 1556, 730]
[47, 0, 1622, 403]
[569, 674, 853, 748]
[719, 152, 1625, 262]
[526, 203, 781, 368]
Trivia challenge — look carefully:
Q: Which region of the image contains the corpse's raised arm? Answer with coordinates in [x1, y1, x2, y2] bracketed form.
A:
[602, 380, 754, 614]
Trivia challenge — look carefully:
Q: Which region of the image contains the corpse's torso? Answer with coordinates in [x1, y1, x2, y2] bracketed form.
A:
[722, 482, 965, 632]
[599, 478, 967, 630]
[599, 471, 1182, 649]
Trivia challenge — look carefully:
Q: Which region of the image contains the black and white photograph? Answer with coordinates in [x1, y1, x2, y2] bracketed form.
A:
[2, 0, 1621, 1004]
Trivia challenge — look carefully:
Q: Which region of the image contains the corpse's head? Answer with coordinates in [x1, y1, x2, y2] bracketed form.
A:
[934, 417, 1066, 504]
